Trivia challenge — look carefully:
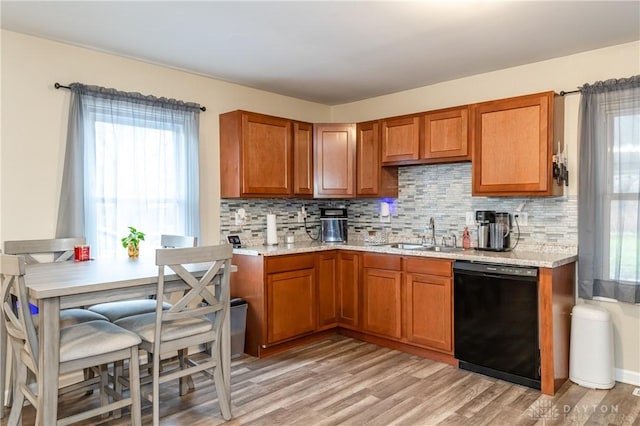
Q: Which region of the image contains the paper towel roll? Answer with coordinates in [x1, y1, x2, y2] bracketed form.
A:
[266, 213, 278, 245]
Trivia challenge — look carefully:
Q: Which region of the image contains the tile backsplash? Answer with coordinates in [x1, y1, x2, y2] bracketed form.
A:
[220, 163, 577, 252]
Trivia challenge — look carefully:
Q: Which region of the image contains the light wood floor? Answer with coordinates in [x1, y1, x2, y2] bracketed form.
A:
[3, 335, 639, 425]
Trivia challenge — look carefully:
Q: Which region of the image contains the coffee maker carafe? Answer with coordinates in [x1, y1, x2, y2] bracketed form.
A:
[475, 210, 511, 251]
[475, 210, 494, 249]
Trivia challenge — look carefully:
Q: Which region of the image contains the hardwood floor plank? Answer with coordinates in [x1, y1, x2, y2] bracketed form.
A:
[3, 335, 637, 426]
[340, 395, 420, 426]
[316, 392, 380, 426]
[456, 380, 512, 418]
[410, 358, 448, 379]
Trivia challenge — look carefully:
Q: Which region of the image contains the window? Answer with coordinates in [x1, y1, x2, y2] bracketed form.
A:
[57, 84, 200, 258]
[578, 76, 640, 304]
[608, 111, 639, 282]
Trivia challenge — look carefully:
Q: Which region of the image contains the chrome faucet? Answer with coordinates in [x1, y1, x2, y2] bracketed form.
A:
[427, 217, 436, 246]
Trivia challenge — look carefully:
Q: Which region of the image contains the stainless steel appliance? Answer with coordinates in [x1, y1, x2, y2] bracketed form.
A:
[320, 207, 348, 243]
[454, 261, 540, 389]
[475, 210, 494, 249]
[475, 210, 511, 251]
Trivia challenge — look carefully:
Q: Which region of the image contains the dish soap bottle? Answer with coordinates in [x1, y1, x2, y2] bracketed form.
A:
[462, 227, 471, 249]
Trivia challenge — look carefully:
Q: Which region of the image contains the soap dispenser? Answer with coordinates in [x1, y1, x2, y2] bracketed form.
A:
[462, 227, 471, 249]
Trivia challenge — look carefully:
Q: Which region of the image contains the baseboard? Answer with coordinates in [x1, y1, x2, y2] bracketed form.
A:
[616, 368, 640, 386]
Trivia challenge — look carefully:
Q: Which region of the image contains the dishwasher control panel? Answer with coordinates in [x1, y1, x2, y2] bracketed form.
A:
[453, 261, 538, 278]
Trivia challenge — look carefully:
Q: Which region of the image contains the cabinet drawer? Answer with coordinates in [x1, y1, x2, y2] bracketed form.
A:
[405, 257, 452, 277]
[266, 253, 315, 274]
[363, 253, 401, 271]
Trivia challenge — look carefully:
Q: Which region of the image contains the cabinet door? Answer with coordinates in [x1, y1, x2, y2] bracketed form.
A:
[293, 121, 314, 196]
[317, 251, 338, 329]
[405, 273, 453, 353]
[241, 112, 292, 196]
[472, 91, 562, 196]
[362, 268, 402, 339]
[381, 115, 420, 164]
[422, 107, 470, 162]
[314, 124, 356, 198]
[356, 121, 380, 196]
[356, 121, 398, 197]
[266, 268, 316, 344]
[337, 251, 360, 328]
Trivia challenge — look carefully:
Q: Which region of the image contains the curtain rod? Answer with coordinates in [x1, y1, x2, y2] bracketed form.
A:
[559, 89, 581, 96]
[54, 82, 206, 111]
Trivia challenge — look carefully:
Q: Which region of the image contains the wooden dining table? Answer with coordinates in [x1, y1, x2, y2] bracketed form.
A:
[0, 253, 236, 425]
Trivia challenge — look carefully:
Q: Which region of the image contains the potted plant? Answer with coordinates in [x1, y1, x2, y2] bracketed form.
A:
[121, 226, 145, 258]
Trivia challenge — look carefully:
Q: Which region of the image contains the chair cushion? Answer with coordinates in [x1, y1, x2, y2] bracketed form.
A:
[114, 312, 213, 343]
[32, 308, 109, 329]
[60, 320, 141, 363]
[59, 308, 109, 328]
[88, 299, 172, 322]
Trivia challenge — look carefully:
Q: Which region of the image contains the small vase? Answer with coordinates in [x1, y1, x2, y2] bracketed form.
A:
[127, 242, 139, 258]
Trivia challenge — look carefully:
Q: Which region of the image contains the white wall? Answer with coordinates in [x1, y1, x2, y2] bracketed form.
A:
[332, 41, 640, 382]
[2, 29, 639, 383]
[0, 30, 331, 246]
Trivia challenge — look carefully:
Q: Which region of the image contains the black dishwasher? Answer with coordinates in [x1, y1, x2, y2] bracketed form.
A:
[453, 261, 540, 389]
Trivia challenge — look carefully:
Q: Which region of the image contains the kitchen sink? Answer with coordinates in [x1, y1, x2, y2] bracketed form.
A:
[385, 242, 425, 250]
[378, 242, 464, 253]
[421, 246, 464, 253]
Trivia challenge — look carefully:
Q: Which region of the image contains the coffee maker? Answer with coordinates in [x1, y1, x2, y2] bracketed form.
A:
[475, 210, 511, 251]
[320, 207, 348, 243]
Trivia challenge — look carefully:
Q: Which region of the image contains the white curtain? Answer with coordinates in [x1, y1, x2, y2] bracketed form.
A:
[56, 83, 200, 258]
[578, 76, 640, 303]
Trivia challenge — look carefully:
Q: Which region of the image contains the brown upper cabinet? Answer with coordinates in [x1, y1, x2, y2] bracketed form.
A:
[220, 110, 313, 198]
[292, 121, 314, 197]
[422, 106, 470, 163]
[381, 107, 470, 166]
[381, 115, 421, 164]
[313, 123, 356, 198]
[472, 91, 564, 196]
[356, 121, 398, 198]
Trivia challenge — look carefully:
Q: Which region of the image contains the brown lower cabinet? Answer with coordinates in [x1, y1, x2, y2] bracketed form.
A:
[405, 257, 453, 353]
[362, 253, 403, 339]
[337, 251, 359, 328]
[317, 250, 361, 330]
[317, 251, 338, 329]
[266, 267, 316, 344]
[361, 253, 453, 354]
[231, 249, 574, 396]
[231, 250, 453, 358]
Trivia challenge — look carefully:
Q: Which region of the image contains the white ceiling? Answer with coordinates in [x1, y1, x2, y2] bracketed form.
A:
[2, 1, 639, 105]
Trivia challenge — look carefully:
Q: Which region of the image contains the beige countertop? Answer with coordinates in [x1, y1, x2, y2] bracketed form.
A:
[232, 240, 577, 269]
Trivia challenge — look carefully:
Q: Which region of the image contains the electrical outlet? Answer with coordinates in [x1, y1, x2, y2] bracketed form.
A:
[632, 387, 640, 397]
[465, 212, 475, 226]
[513, 212, 528, 226]
[297, 206, 308, 223]
[235, 208, 247, 226]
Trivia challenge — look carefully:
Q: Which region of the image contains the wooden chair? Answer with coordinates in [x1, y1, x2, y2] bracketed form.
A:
[160, 234, 197, 249]
[114, 244, 233, 425]
[4, 238, 83, 264]
[3, 238, 109, 326]
[2, 238, 110, 409]
[88, 234, 197, 322]
[1, 254, 143, 425]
